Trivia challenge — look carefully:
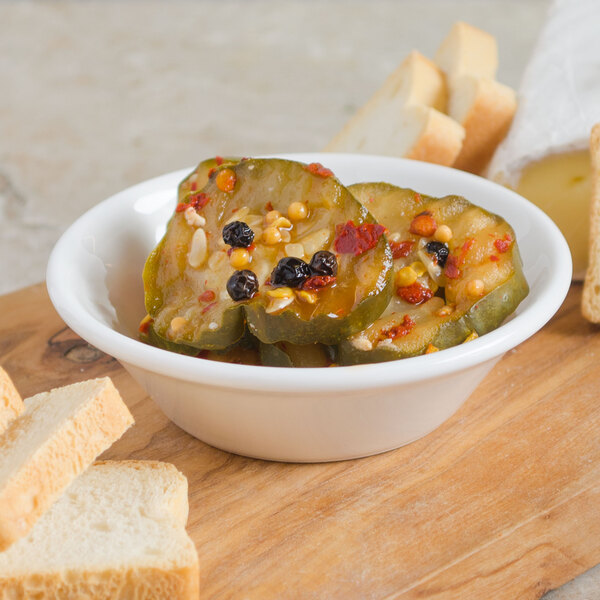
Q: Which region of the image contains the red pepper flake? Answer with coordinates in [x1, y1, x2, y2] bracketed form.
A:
[444, 254, 461, 279]
[490, 254, 500, 262]
[397, 282, 433, 305]
[335, 307, 346, 316]
[409, 211, 437, 237]
[190, 181, 198, 191]
[334, 221, 386, 256]
[302, 275, 336, 291]
[494, 234, 512, 254]
[201, 302, 217, 315]
[176, 192, 210, 213]
[265, 201, 274, 212]
[197, 350, 210, 359]
[380, 315, 415, 340]
[138, 317, 153, 334]
[389, 240, 414, 259]
[414, 193, 422, 204]
[215, 156, 224, 166]
[198, 290, 216, 303]
[305, 162, 334, 178]
[458, 238, 475, 266]
[208, 167, 217, 178]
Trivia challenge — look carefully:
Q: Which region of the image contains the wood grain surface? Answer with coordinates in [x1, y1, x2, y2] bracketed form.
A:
[1, 282, 599, 600]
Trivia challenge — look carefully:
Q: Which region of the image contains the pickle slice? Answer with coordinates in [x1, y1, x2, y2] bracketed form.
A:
[259, 342, 336, 368]
[339, 182, 529, 364]
[143, 158, 393, 349]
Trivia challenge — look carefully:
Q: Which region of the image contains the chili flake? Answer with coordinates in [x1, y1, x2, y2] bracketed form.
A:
[138, 316, 153, 334]
[215, 156, 224, 166]
[380, 315, 415, 341]
[201, 301, 217, 315]
[457, 238, 475, 266]
[494, 234, 512, 254]
[198, 290, 216, 303]
[265, 201, 274, 212]
[409, 211, 437, 237]
[304, 162, 334, 178]
[302, 275, 336, 291]
[389, 240, 414, 259]
[397, 282, 433, 305]
[176, 192, 210, 213]
[444, 254, 461, 279]
[334, 221, 386, 256]
[490, 254, 500, 262]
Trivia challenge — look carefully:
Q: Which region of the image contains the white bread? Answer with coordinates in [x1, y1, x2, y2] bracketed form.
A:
[0, 368, 23, 433]
[324, 51, 464, 165]
[448, 75, 517, 173]
[434, 21, 498, 80]
[0, 460, 200, 599]
[582, 124, 600, 322]
[0, 377, 134, 551]
[326, 99, 464, 167]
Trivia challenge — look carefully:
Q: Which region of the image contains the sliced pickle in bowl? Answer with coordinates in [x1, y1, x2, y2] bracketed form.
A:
[338, 182, 529, 365]
[142, 158, 393, 350]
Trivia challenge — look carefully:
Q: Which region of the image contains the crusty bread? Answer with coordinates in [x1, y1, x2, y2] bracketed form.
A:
[326, 98, 464, 167]
[0, 377, 134, 551]
[0, 460, 200, 599]
[401, 104, 465, 166]
[582, 124, 600, 322]
[324, 51, 460, 163]
[448, 75, 517, 173]
[434, 21, 498, 80]
[0, 368, 23, 433]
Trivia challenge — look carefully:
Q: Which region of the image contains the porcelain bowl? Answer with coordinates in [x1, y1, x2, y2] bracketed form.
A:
[46, 153, 572, 462]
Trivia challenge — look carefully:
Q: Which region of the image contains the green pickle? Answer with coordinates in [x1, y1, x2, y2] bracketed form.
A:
[338, 182, 529, 365]
[142, 158, 393, 350]
[140, 158, 528, 366]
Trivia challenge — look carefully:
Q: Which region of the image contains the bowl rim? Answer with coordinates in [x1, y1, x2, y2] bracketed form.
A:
[46, 153, 572, 393]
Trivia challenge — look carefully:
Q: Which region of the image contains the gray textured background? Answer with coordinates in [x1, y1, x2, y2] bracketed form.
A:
[2, 1, 599, 596]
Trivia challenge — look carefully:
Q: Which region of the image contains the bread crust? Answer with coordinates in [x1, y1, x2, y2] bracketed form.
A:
[0, 378, 134, 551]
[450, 77, 517, 174]
[0, 367, 23, 433]
[582, 124, 600, 322]
[0, 565, 199, 600]
[404, 106, 465, 166]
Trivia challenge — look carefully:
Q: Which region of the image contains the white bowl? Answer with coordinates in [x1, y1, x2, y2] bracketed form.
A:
[47, 153, 571, 462]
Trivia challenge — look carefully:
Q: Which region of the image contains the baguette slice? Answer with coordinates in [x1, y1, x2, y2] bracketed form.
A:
[325, 51, 450, 155]
[327, 102, 464, 167]
[0, 367, 23, 433]
[0, 377, 133, 551]
[448, 75, 517, 173]
[0, 460, 200, 599]
[582, 124, 600, 322]
[434, 21, 498, 80]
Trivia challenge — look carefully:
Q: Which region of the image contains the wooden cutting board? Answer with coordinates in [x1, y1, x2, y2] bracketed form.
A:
[1, 282, 600, 599]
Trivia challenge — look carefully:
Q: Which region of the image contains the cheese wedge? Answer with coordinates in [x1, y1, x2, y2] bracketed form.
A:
[487, 0, 600, 279]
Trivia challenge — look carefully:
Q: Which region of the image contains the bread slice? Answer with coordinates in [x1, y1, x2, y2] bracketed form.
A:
[0, 377, 133, 551]
[0, 367, 23, 433]
[0, 460, 200, 599]
[434, 21, 498, 80]
[324, 51, 452, 157]
[326, 101, 464, 167]
[448, 75, 517, 173]
[582, 124, 600, 322]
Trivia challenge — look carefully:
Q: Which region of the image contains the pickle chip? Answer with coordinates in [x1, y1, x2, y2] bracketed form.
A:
[143, 158, 393, 349]
[339, 182, 529, 364]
